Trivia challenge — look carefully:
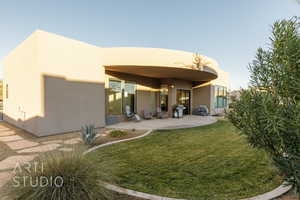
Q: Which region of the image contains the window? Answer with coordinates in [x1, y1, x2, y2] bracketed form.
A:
[107, 79, 136, 115]
[214, 86, 228, 109]
[177, 89, 191, 115]
[123, 82, 136, 113]
[108, 80, 122, 115]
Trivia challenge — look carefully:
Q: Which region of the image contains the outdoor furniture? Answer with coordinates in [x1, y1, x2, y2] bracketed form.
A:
[192, 105, 209, 116]
[125, 105, 141, 121]
[142, 110, 153, 120]
[173, 105, 186, 118]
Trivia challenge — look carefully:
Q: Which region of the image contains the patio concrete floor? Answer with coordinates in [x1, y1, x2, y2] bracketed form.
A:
[107, 115, 217, 130]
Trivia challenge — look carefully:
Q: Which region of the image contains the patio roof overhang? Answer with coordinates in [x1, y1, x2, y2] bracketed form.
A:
[104, 65, 218, 84]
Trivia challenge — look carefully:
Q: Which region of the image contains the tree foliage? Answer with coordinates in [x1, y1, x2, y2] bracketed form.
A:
[227, 17, 300, 192]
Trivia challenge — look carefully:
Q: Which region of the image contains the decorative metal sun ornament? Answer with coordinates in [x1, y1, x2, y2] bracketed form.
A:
[192, 53, 203, 71]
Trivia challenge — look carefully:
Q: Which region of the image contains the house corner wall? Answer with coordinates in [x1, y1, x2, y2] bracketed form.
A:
[192, 85, 212, 113]
[3, 32, 42, 135]
[35, 30, 106, 136]
[209, 69, 230, 115]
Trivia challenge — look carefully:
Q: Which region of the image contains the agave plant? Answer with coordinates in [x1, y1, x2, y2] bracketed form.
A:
[81, 124, 97, 145]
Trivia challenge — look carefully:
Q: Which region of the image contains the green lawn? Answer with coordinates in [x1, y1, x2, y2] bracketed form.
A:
[88, 120, 282, 200]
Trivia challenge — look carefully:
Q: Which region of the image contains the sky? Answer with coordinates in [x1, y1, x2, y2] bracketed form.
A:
[0, 0, 299, 90]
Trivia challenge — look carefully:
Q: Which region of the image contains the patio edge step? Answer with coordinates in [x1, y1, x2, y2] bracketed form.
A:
[83, 129, 153, 155]
[101, 181, 291, 200]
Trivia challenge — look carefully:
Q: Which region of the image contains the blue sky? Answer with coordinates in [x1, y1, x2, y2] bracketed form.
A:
[0, 0, 299, 89]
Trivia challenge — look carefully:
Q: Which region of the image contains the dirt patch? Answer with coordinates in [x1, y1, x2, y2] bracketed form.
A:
[0, 142, 12, 162]
[276, 189, 299, 200]
[113, 193, 144, 200]
[32, 128, 147, 149]
[93, 129, 146, 146]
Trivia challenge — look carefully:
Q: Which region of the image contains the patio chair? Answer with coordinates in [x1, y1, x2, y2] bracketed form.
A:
[125, 105, 141, 122]
[142, 109, 153, 120]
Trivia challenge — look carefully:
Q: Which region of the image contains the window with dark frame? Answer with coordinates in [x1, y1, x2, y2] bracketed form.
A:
[107, 79, 136, 115]
[214, 85, 227, 109]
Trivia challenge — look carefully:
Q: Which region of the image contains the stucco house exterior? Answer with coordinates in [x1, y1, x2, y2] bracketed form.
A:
[3, 30, 229, 136]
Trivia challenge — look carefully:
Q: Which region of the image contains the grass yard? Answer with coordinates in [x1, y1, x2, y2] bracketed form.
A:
[88, 120, 282, 200]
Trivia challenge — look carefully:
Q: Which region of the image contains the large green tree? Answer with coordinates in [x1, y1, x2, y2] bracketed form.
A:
[227, 17, 300, 193]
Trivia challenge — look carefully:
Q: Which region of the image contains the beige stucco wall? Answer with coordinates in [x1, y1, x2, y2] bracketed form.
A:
[3, 32, 40, 134]
[192, 85, 212, 112]
[136, 90, 158, 115]
[211, 69, 230, 88]
[4, 30, 106, 136]
[193, 66, 230, 114]
[102, 47, 220, 72]
[40, 75, 105, 135]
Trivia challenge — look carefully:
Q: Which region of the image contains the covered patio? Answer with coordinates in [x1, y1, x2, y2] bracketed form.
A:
[106, 115, 217, 130]
[104, 48, 222, 125]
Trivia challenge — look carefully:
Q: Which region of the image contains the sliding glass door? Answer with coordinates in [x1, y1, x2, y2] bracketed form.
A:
[107, 79, 136, 115]
[108, 80, 122, 115]
[123, 82, 136, 113]
[176, 89, 191, 115]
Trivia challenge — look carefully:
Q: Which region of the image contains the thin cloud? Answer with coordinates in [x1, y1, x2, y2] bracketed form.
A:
[289, 0, 300, 4]
[294, 0, 300, 4]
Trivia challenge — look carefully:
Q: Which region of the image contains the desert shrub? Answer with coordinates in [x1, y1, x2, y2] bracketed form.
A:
[81, 124, 98, 145]
[109, 130, 128, 138]
[10, 150, 112, 200]
[227, 17, 300, 193]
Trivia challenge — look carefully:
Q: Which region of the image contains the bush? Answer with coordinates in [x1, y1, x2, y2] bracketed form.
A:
[81, 124, 98, 145]
[227, 17, 300, 193]
[10, 150, 112, 200]
[109, 130, 128, 138]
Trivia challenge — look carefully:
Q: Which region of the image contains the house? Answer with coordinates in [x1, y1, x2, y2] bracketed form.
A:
[3, 30, 229, 136]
